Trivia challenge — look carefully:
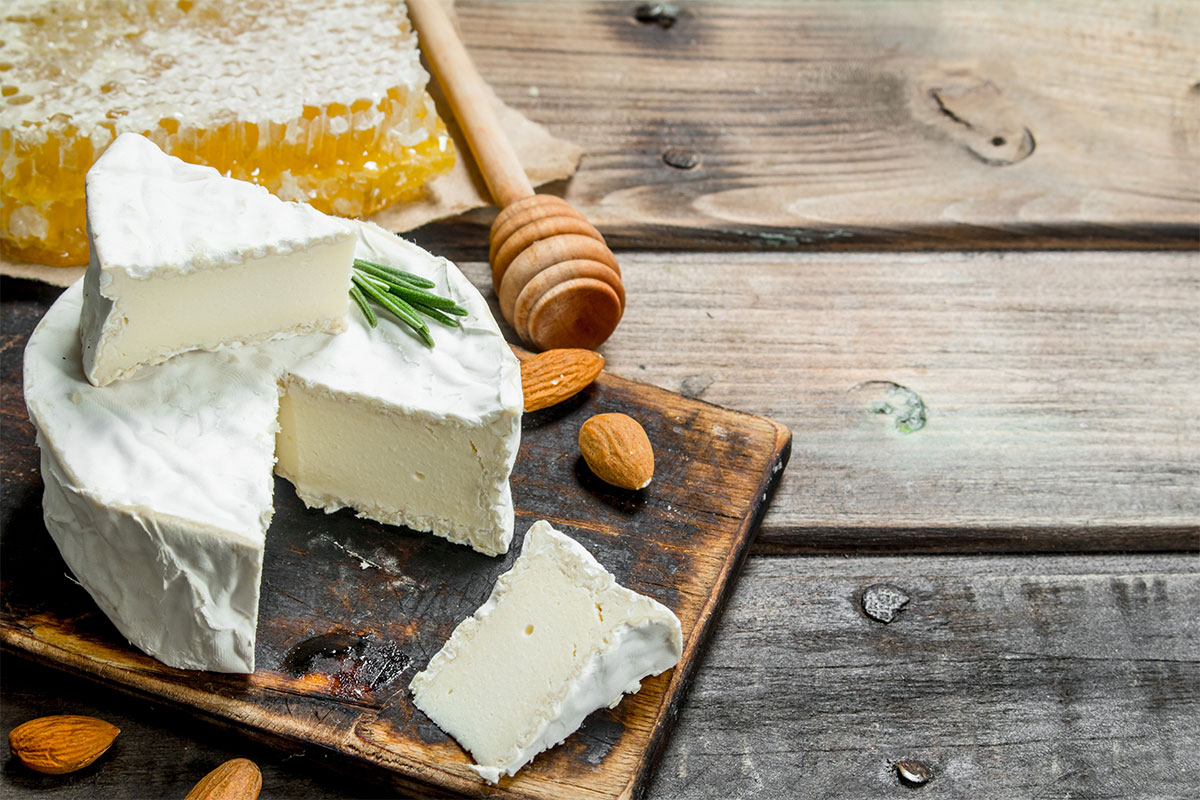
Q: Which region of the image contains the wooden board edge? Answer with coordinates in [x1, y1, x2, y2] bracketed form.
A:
[752, 522, 1200, 555]
[0, 629, 454, 798]
[418, 219, 1200, 261]
[621, 421, 792, 800]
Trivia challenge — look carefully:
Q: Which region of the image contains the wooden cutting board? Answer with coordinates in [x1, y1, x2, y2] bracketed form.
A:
[0, 337, 790, 799]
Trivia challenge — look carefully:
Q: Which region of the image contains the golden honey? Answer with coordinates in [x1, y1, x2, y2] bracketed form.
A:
[1, 0, 455, 266]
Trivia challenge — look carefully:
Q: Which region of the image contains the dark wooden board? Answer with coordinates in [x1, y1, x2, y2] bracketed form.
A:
[410, 0, 1200, 255]
[0, 279, 791, 800]
[5, 552, 1197, 800]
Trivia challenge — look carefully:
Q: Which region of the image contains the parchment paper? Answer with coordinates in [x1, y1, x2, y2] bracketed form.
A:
[1, 1, 582, 287]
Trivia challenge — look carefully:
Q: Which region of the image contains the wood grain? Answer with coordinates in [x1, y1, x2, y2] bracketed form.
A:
[461, 249, 1199, 553]
[645, 552, 1200, 800]
[5, 552, 1196, 799]
[413, 0, 1200, 253]
[0, 277, 790, 799]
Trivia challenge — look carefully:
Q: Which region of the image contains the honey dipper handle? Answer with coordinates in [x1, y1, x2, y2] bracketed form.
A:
[407, 0, 534, 208]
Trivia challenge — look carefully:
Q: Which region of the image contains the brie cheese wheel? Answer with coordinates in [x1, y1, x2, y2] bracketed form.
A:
[79, 133, 356, 387]
[410, 520, 683, 783]
[24, 221, 522, 673]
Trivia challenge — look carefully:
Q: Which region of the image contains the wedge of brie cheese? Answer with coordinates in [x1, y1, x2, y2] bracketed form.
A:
[24, 221, 521, 673]
[276, 224, 520, 556]
[79, 133, 356, 387]
[410, 520, 683, 783]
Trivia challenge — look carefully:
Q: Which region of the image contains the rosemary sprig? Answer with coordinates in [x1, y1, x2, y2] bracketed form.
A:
[408, 302, 461, 328]
[353, 273, 429, 334]
[354, 258, 436, 289]
[349, 284, 376, 328]
[348, 260, 465, 348]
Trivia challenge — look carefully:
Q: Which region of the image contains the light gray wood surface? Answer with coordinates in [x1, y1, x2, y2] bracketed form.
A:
[649, 552, 1200, 800]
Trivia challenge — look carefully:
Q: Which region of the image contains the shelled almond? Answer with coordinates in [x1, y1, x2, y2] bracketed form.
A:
[8, 714, 120, 774]
[520, 348, 605, 412]
[184, 758, 263, 800]
[579, 413, 655, 490]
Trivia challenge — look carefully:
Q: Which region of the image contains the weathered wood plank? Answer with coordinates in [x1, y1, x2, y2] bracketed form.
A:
[458, 249, 1199, 552]
[4, 553, 1197, 799]
[417, 0, 1200, 252]
[646, 552, 1200, 800]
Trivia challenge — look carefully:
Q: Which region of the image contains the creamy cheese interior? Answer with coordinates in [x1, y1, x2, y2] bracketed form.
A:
[83, 238, 354, 386]
[410, 520, 682, 781]
[276, 380, 516, 556]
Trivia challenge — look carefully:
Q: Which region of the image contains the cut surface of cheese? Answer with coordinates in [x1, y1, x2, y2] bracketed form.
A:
[276, 224, 521, 556]
[24, 221, 521, 673]
[410, 520, 683, 783]
[79, 133, 356, 387]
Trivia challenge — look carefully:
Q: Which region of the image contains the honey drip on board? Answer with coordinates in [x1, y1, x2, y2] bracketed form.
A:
[1, 0, 455, 266]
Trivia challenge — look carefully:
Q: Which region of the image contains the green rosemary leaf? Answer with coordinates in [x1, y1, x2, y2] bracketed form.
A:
[354, 259, 436, 289]
[415, 323, 436, 348]
[354, 270, 391, 292]
[387, 281, 460, 310]
[385, 292, 431, 333]
[352, 274, 431, 342]
[408, 301, 462, 328]
[349, 284, 377, 328]
[349, 256, 471, 348]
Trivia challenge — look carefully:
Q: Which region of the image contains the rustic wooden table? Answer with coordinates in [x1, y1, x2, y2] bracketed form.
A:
[3, 2, 1198, 797]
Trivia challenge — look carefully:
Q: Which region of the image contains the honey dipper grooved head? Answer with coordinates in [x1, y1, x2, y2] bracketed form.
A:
[489, 194, 625, 351]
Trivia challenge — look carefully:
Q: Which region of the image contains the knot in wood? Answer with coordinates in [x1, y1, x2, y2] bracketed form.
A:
[662, 147, 702, 170]
[634, 3, 680, 29]
[850, 381, 926, 434]
[893, 759, 933, 786]
[921, 73, 1035, 166]
[861, 583, 910, 623]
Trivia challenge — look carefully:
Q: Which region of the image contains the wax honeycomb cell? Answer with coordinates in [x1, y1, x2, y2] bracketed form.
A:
[1, 0, 455, 267]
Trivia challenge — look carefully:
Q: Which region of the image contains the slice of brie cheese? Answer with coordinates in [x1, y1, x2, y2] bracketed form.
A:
[79, 133, 356, 387]
[24, 221, 521, 673]
[276, 224, 521, 556]
[410, 520, 683, 783]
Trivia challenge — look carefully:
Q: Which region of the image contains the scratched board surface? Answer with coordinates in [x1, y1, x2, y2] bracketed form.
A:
[0, 330, 790, 800]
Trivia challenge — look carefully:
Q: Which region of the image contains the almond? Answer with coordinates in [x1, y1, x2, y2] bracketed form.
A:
[184, 758, 263, 800]
[520, 348, 605, 412]
[8, 714, 119, 774]
[578, 413, 654, 490]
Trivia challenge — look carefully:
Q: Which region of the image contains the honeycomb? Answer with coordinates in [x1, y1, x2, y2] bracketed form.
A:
[1, 0, 455, 266]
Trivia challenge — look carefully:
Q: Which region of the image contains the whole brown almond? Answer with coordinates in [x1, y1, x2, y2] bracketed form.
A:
[579, 413, 654, 490]
[520, 348, 605, 412]
[9, 714, 119, 774]
[184, 757, 263, 800]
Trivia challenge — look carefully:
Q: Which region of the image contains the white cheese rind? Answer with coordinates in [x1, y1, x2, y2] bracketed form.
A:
[26, 283, 315, 672]
[79, 133, 356, 387]
[409, 520, 683, 782]
[40, 439, 266, 672]
[24, 221, 521, 673]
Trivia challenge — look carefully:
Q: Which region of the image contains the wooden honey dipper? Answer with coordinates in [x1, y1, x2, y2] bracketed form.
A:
[407, 0, 624, 351]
